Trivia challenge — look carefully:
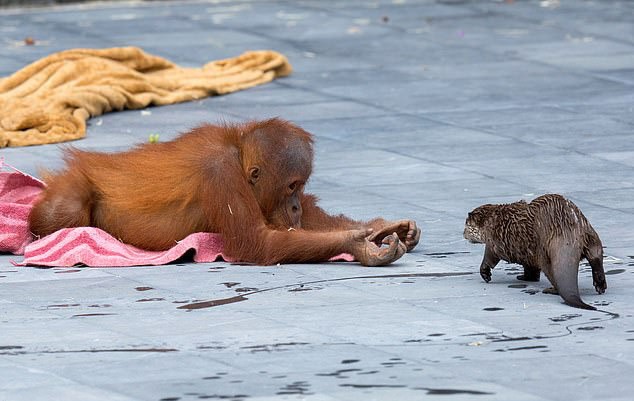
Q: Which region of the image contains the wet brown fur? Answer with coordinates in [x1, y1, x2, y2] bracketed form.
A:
[464, 194, 606, 310]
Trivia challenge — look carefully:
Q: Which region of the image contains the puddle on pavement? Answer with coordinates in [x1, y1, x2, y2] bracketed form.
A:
[494, 345, 548, 352]
[72, 313, 116, 317]
[177, 272, 473, 310]
[423, 251, 470, 258]
[382, 358, 406, 367]
[240, 342, 309, 353]
[1, 347, 177, 355]
[136, 298, 165, 302]
[577, 326, 604, 331]
[288, 284, 322, 292]
[47, 303, 80, 309]
[277, 381, 312, 396]
[415, 388, 494, 395]
[196, 345, 226, 350]
[340, 384, 406, 389]
[188, 393, 248, 400]
[490, 336, 532, 342]
[549, 313, 582, 322]
[178, 295, 248, 310]
[316, 368, 362, 378]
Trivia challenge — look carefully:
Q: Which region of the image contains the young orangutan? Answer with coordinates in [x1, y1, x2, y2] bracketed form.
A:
[29, 118, 421, 266]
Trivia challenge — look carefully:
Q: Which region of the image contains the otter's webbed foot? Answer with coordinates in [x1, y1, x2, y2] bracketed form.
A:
[480, 266, 492, 283]
[517, 265, 540, 282]
[543, 287, 559, 295]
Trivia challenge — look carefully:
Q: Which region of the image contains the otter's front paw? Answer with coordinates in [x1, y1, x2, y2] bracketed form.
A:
[593, 272, 607, 294]
[480, 266, 492, 283]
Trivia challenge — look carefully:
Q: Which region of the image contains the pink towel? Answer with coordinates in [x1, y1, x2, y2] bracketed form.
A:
[0, 163, 44, 254]
[0, 161, 354, 267]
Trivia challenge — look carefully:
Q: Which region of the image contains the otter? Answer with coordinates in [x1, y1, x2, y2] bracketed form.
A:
[464, 194, 607, 310]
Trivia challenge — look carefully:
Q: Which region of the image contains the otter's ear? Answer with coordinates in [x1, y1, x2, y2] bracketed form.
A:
[248, 166, 260, 185]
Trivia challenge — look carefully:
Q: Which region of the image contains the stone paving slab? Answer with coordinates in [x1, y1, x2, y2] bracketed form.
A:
[1, 1, 633, 400]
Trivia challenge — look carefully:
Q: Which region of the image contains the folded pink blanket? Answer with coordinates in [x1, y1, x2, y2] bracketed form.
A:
[0, 161, 353, 267]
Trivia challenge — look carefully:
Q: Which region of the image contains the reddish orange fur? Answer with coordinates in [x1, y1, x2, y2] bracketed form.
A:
[28, 118, 419, 266]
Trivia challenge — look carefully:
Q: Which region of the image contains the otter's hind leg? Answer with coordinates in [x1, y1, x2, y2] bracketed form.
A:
[518, 265, 540, 281]
[28, 170, 94, 238]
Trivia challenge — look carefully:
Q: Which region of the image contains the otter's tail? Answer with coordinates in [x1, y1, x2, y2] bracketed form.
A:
[550, 242, 596, 310]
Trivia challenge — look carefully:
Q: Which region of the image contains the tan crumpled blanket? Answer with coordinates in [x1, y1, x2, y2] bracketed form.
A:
[0, 47, 292, 147]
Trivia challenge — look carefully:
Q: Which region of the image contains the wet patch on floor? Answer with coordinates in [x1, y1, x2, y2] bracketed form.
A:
[190, 393, 248, 400]
[178, 295, 248, 310]
[240, 342, 309, 353]
[577, 326, 604, 331]
[340, 383, 406, 389]
[316, 369, 363, 378]
[404, 338, 432, 343]
[72, 313, 116, 317]
[382, 358, 406, 367]
[288, 284, 322, 292]
[549, 313, 582, 322]
[494, 345, 548, 352]
[423, 251, 470, 259]
[414, 387, 494, 395]
[0, 347, 177, 355]
[235, 287, 258, 293]
[46, 303, 80, 309]
[277, 381, 312, 395]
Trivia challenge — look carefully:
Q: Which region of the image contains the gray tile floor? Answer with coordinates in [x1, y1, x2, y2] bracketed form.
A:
[1, 0, 633, 400]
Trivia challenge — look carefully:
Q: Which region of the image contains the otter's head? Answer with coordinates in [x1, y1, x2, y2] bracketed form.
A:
[463, 204, 496, 244]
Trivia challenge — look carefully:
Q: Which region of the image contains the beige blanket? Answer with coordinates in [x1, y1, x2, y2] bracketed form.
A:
[0, 47, 292, 147]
